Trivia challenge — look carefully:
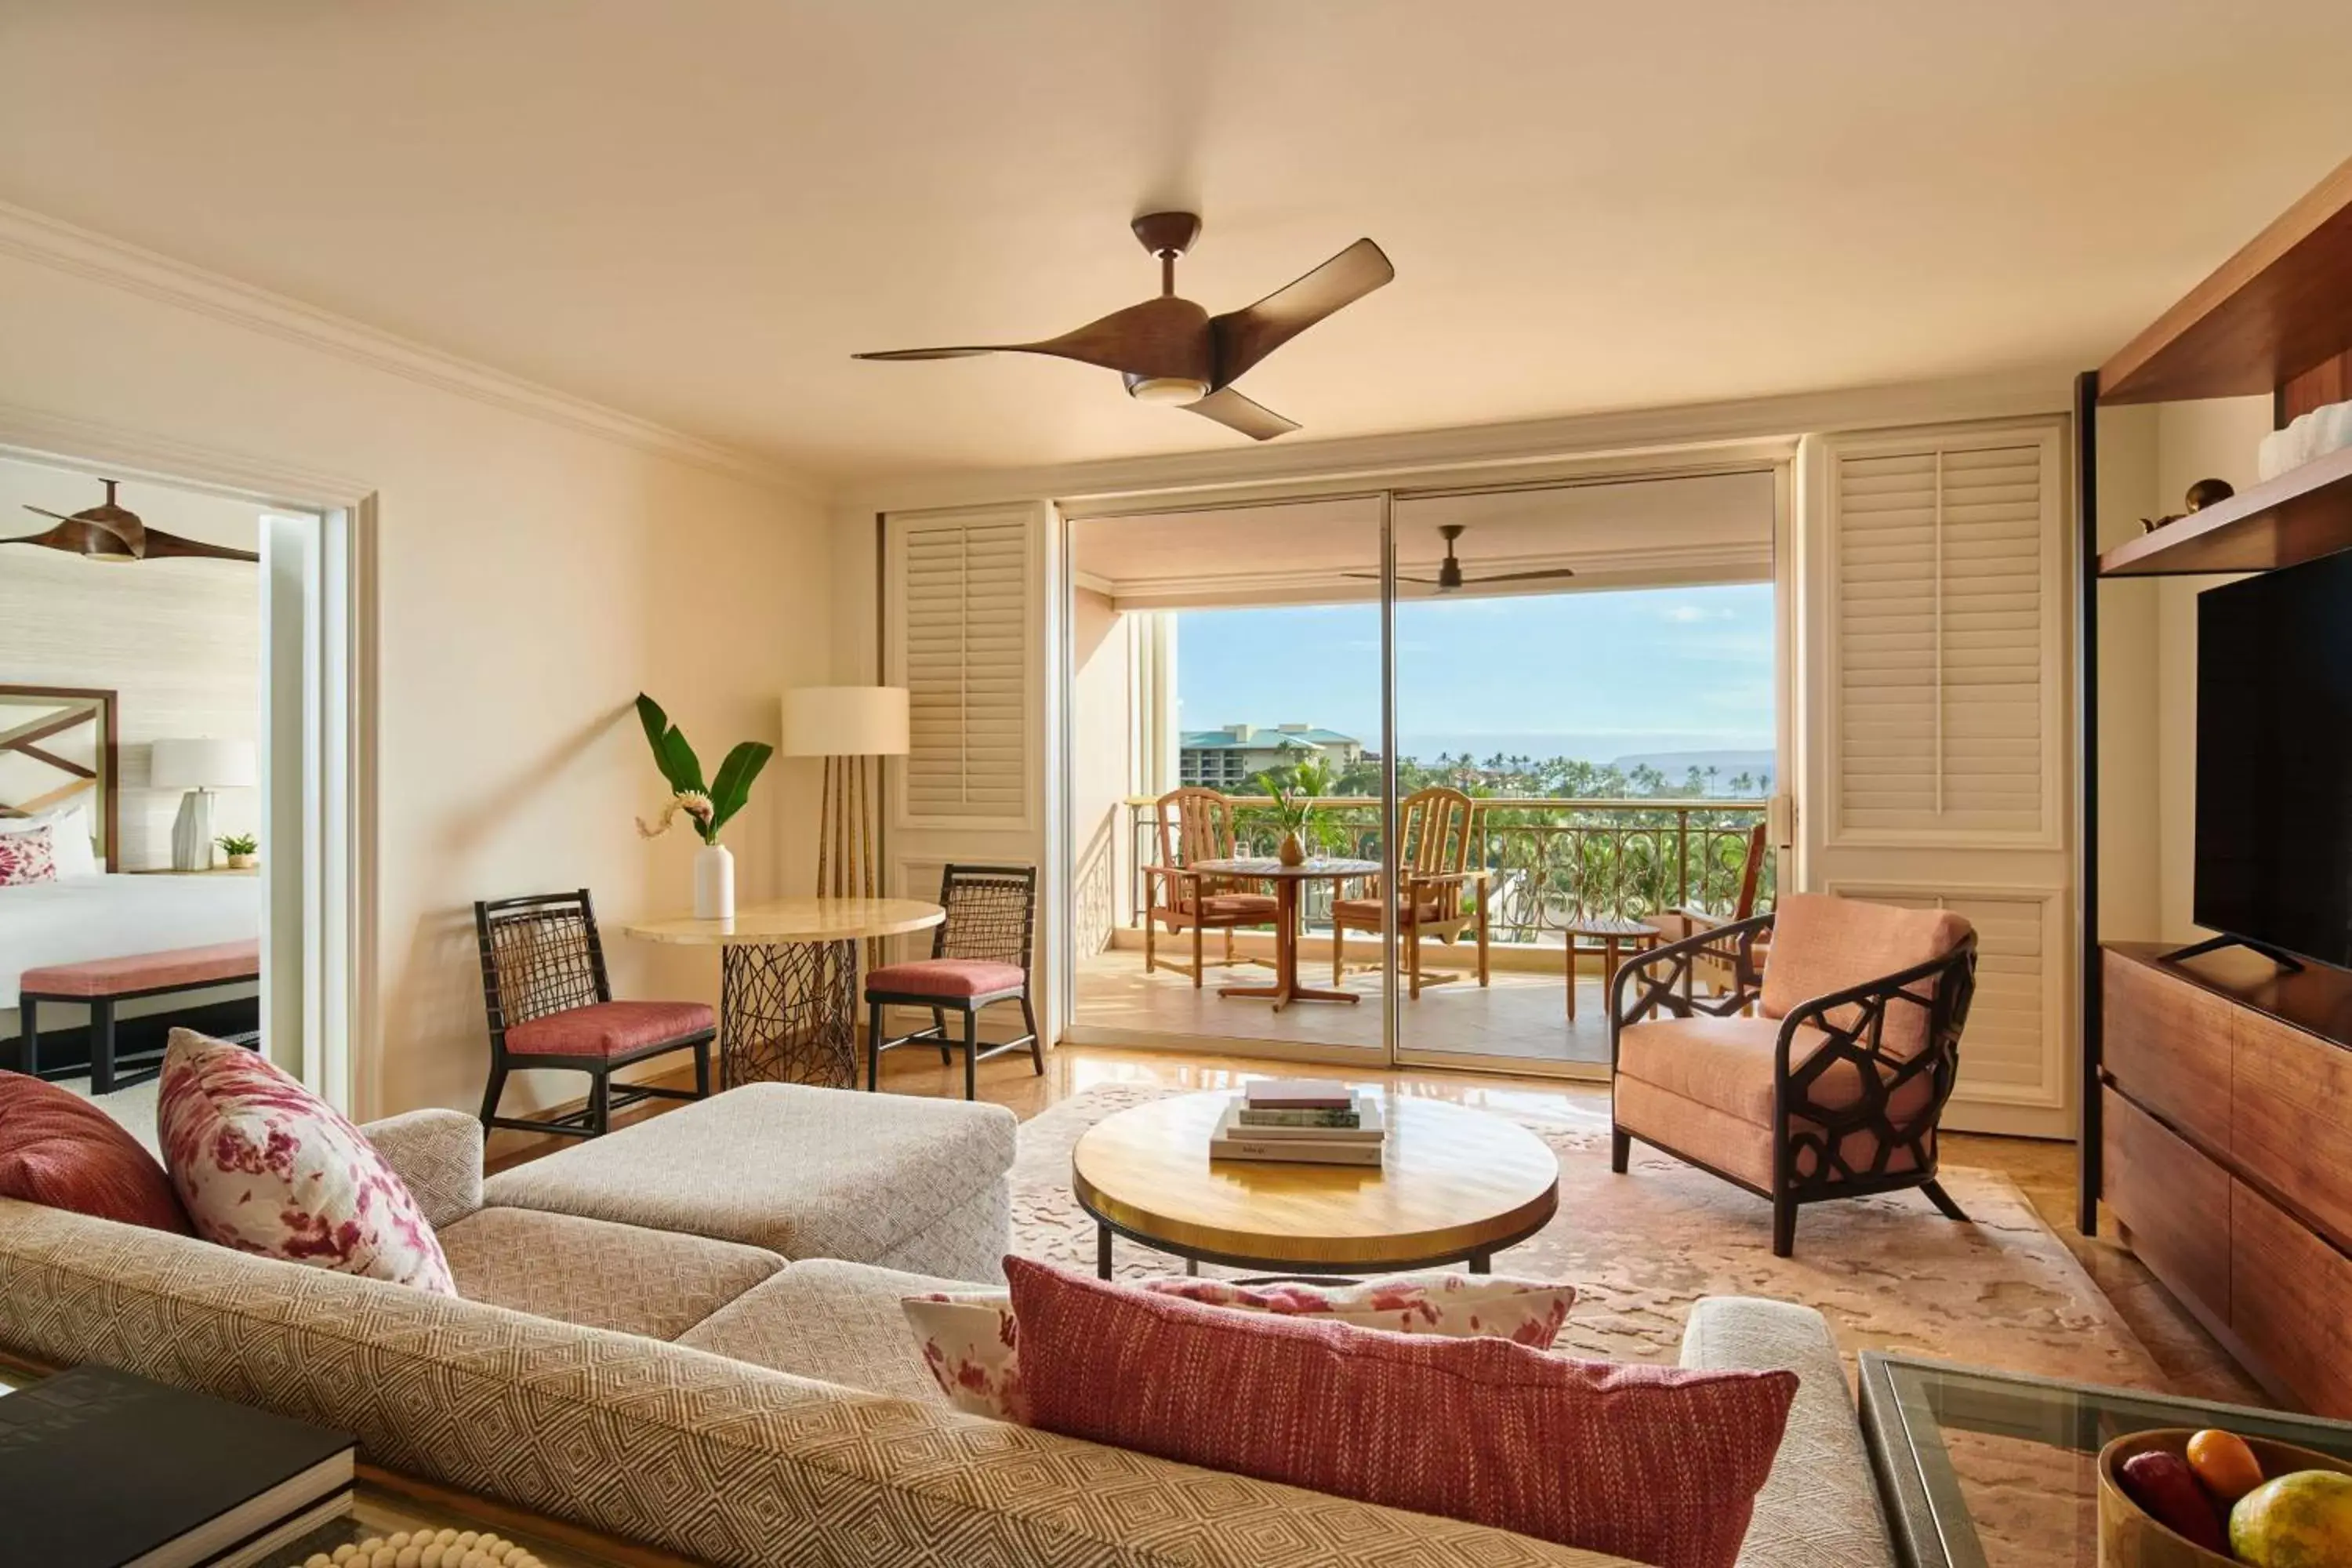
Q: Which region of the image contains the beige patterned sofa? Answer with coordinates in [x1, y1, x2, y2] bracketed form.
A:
[0, 1107, 1896, 1568]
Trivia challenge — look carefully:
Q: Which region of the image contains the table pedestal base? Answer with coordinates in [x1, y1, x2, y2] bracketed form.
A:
[720, 938, 858, 1089]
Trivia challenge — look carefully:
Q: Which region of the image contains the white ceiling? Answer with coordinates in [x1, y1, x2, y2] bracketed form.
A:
[4, 2, 2350, 484]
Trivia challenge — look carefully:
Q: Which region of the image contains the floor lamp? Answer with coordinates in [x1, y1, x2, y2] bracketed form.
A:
[782, 687, 909, 912]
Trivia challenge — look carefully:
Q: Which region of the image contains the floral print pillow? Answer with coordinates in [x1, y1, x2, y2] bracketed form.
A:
[0, 825, 58, 887]
[158, 1029, 456, 1294]
[905, 1272, 1574, 1421]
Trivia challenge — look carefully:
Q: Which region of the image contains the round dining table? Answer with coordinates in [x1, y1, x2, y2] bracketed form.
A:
[1189, 855, 1381, 1010]
[622, 897, 942, 1090]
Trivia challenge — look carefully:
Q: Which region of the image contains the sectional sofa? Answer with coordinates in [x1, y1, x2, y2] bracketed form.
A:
[0, 1098, 1899, 1568]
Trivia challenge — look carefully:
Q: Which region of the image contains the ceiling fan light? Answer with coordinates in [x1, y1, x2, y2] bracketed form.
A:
[1125, 375, 1210, 405]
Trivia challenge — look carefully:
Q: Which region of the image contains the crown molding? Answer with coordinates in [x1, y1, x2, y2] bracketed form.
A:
[839, 365, 2076, 517]
[0, 198, 823, 501]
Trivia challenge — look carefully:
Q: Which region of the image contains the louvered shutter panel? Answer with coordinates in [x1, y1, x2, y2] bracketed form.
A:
[1849, 887, 2058, 1108]
[902, 515, 1029, 822]
[1834, 441, 2052, 841]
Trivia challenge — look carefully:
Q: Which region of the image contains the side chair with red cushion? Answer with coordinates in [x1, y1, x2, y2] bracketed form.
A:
[474, 889, 713, 1139]
[1609, 891, 1978, 1257]
[865, 862, 1043, 1101]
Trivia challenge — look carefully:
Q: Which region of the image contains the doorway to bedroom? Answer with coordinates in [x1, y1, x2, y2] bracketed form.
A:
[0, 451, 346, 1107]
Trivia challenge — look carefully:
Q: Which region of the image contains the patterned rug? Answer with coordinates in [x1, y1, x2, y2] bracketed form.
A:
[1009, 1084, 2163, 1387]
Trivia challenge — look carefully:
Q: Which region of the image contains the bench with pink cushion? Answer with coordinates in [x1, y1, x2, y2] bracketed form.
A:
[19, 938, 261, 1094]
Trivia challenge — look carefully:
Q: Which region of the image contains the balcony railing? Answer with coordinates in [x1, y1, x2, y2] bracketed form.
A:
[1114, 794, 1772, 946]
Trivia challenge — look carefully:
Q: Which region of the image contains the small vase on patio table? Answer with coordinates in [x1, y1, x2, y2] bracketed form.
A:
[1278, 832, 1306, 867]
[694, 842, 735, 920]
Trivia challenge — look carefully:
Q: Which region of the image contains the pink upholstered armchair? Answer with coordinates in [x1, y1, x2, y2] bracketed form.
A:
[1608, 892, 1978, 1257]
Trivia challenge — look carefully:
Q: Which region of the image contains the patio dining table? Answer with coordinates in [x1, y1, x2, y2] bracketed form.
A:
[1189, 855, 1381, 1011]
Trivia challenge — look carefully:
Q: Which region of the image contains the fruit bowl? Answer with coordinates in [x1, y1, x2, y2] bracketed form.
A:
[2099, 1428, 2352, 1566]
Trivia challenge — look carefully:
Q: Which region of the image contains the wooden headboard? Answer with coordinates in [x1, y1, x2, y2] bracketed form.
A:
[0, 685, 120, 872]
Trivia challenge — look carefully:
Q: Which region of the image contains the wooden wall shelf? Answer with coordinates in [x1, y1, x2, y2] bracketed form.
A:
[2099, 154, 2352, 406]
[2097, 443, 2352, 576]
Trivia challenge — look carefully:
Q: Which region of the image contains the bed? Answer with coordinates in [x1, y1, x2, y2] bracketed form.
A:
[1, 686, 261, 1021]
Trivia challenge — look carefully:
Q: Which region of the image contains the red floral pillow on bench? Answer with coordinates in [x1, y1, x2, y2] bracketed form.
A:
[158, 1029, 455, 1294]
[1005, 1258, 1794, 1568]
[0, 1071, 190, 1232]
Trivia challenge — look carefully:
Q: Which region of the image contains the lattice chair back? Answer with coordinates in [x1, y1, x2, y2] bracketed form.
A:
[1396, 786, 1478, 916]
[474, 890, 612, 1035]
[932, 863, 1037, 973]
[1153, 788, 1239, 914]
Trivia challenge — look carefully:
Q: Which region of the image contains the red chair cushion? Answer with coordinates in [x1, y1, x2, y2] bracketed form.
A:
[864, 960, 1027, 1000]
[503, 1000, 714, 1058]
[1198, 893, 1277, 918]
[0, 1070, 191, 1233]
[1006, 1258, 1795, 1568]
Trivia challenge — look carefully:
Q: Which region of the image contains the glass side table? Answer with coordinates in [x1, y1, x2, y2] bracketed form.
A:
[1858, 1353, 2352, 1567]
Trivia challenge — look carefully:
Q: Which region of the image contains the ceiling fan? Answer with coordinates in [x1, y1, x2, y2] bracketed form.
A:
[853, 212, 1392, 441]
[2, 479, 259, 564]
[1345, 524, 1579, 593]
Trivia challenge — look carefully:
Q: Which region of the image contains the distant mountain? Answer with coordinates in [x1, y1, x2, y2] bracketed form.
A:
[1610, 749, 1776, 785]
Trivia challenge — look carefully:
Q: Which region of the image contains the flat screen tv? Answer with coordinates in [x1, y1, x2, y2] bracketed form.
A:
[2194, 550, 2352, 970]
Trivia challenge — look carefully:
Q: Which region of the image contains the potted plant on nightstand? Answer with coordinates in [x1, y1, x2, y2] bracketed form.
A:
[633, 693, 773, 919]
[215, 833, 259, 870]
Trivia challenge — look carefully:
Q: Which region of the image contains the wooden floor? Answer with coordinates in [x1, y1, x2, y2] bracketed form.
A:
[489, 1040, 2265, 1406]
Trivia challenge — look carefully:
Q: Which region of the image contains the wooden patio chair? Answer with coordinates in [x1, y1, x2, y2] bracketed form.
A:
[1646, 821, 1771, 1001]
[1140, 787, 1277, 986]
[1330, 785, 1490, 998]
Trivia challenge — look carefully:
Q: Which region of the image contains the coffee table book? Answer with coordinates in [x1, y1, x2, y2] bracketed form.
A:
[1241, 1080, 1354, 1110]
[0, 1363, 355, 1568]
[1210, 1100, 1386, 1165]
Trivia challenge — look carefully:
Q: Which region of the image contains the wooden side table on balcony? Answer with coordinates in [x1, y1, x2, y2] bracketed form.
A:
[1563, 913, 1661, 1020]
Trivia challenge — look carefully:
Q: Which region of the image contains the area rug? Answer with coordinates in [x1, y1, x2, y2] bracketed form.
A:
[1009, 1084, 2164, 1389]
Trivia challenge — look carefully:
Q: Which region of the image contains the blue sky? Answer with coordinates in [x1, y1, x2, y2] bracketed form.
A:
[1176, 582, 1775, 764]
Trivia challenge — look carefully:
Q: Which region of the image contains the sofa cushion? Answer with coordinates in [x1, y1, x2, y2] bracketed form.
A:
[480, 1083, 1015, 1263]
[862, 960, 1025, 1000]
[1617, 1014, 1937, 1129]
[158, 1029, 456, 1294]
[504, 1000, 713, 1058]
[1759, 894, 1970, 1056]
[907, 1272, 1581, 1422]
[1008, 1257, 1795, 1568]
[437, 1206, 783, 1339]
[0, 1071, 190, 1233]
[678, 1258, 976, 1405]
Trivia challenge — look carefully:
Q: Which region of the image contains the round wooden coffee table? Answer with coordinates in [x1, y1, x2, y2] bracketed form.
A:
[1071, 1090, 1560, 1279]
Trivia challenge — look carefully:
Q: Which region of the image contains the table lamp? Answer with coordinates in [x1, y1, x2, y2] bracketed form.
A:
[782, 686, 909, 901]
[151, 737, 256, 871]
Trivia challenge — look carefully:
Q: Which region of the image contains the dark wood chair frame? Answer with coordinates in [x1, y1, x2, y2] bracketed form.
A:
[1606, 912, 1980, 1256]
[866, 862, 1044, 1101]
[474, 888, 712, 1140]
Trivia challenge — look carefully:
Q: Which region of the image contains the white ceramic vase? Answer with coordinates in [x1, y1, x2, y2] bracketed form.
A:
[693, 842, 735, 920]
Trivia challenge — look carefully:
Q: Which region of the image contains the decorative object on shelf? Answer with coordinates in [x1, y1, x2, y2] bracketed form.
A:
[0, 477, 261, 561]
[632, 693, 772, 921]
[855, 211, 1393, 441]
[2141, 477, 2237, 533]
[216, 832, 259, 869]
[152, 736, 256, 872]
[782, 685, 909, 942]
[2257, 399, 2352, 481]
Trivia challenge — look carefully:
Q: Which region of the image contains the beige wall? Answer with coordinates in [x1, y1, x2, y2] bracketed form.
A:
[1069, 586, 1131, 954]
[0, 462, 264, 867]
[0, 246, 832, 1120]
[2094, 394, 2268, 946]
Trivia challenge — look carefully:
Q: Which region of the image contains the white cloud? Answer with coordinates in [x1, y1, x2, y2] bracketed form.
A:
[1658, 604, 1733, 624]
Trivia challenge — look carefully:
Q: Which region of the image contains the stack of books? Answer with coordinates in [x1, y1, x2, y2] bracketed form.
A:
[0, 1363, 355, 1568]
[1210, 1081, 1385, 1167]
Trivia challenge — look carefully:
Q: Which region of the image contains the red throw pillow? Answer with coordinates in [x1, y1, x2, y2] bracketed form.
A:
[1005, 1257, 1795, 1568]
[0, 1070, 191, 1232]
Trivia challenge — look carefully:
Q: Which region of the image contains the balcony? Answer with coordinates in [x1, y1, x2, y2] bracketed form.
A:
[1072, 794, 1770, 1067]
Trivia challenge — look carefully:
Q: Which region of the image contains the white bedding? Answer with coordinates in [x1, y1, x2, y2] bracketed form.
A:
[0, 874, 262, 1009]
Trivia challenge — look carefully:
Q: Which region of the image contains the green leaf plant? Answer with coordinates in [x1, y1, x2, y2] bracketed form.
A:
[633, 692, 773, 848]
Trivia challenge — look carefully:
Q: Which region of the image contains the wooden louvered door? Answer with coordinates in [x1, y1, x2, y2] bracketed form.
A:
[1801, 423, 2073, 1135]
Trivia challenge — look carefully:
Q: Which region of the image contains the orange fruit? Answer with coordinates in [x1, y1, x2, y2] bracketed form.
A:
[2187, 1428, 2266, 1504]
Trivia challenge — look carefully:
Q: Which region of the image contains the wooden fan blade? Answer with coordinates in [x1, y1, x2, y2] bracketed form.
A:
[1470, 568, 1579, 584]
[856, 297, 1213, 381]
[140, 528, 260, 563]
[1340, 571, 1443, 583]
[0, 518, 139, 559]
[1207, 238, 1394, 390]
[1181, 385, 1300, 441]
[22, 505, 78, 524]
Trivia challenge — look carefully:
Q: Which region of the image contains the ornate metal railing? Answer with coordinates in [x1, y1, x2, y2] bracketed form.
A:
[1122, 794, 1771, 945]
